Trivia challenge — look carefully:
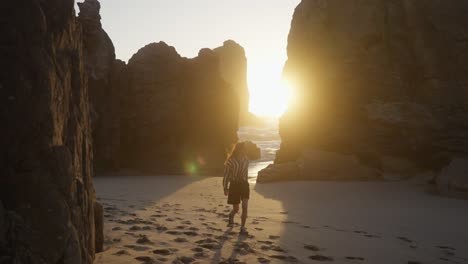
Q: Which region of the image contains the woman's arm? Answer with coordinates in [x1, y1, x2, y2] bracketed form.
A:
[222, 162, 231, 195]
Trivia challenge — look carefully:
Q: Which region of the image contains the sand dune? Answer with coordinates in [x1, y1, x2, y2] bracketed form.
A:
[94, 176, 468, 264]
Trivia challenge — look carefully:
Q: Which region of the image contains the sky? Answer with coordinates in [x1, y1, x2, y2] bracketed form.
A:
[76, 0, 301, 117]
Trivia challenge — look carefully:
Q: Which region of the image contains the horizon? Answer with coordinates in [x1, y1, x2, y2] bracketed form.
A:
[75, 0, 301, 117]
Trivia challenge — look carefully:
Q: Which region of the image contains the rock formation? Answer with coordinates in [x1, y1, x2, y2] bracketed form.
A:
[120, 42, 239, 174]
[213, 40, 255, 125]
[269, 0, 468, 179]
[78, 0, 122, 172]
[0, 0, 99, 262]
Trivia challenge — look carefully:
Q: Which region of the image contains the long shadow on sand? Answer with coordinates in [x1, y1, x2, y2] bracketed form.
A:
[254, 180, 468, 264]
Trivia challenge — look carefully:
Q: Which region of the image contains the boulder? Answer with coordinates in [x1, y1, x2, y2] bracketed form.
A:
[0, 0, 97, 262]
[257, 162, 300, 183]
[244, 141, 261, 161]
[259, 150, 380, 183]
[436, 159, 468, 198]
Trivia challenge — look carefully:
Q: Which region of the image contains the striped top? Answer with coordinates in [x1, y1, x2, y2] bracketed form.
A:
[223, 157, 249, 190]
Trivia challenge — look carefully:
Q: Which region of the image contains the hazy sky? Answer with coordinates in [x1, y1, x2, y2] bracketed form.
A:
[76, 0, 301, 116]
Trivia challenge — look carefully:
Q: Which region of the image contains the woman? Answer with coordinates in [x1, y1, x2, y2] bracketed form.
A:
[222, 142, 250, 234]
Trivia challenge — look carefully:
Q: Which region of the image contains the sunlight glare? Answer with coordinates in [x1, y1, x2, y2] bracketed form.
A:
[248, 65, 293, 118]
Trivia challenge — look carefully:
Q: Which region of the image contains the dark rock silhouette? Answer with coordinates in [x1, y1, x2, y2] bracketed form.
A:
[270, 0, 468, 181]
[0, 0, 99, 262]
[214, 40, 259, 125]
[78, 0, 122, 173]
[119, 42, 239, 174]
[244, 141, 262, 161]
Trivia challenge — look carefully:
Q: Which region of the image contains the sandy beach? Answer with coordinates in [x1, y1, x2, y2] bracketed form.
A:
[94, 176, 468, 264]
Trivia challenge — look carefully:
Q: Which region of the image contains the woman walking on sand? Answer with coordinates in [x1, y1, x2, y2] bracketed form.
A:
[223, 142, 250, 234]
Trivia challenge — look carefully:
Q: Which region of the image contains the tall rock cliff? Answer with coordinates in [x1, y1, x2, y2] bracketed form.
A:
[0, 0, 98, 263]
[276, 0, 468, 173]
[78, 0, 121, 172]
[214, 40, 250, 124]
[120, 42, 239, 174]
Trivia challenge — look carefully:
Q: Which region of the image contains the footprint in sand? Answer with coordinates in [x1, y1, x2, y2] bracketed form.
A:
[257, 257, 271, 263]
[234, 242, 255, 255]
[207, 227, 223, 232]
[136, 235, 153, 245]
[194, 251, 210, 259]
[125, 245, 152, 252]
[174, 237, 188, 243]
[309, 255, 334, 261]
[255, 227, 264, 231]
[176, 225, 187, 230]
[151, 214, 167, 218]
[112, 226, 122, 231]
[173, 256, 195, 264]
[219, 257, 246, 264]
[188, 227, 199, 231]
[112, 238, 121, 242]
[270, 255, 298, 262]
[261, 245, 272, 251]
[269, 235, 280, 240]
[195, 238, 221, 250]
[181, 220, 192, 225]
[113, 249, 130, 256]
[271, 246, 287, 253]
[134, 256, 156, 264]
[155, 224, 168, 232]
[346, 256, 365, 261]
[191, 247, 204, 253]
[130, 226, 142, 231]
[165, 218, 175, 222]
[397, 236, 413, 243]
[166, 230, 182, 236]
[364, 234, 381, 239]
[152, 249, 173, 256]
[437, 246, 456, 251]
[304, 245, 320, 251]
[183, 231, 199, 236]
[353, 230, 367, 234]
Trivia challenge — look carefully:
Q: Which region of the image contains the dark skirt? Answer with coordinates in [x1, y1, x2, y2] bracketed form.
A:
[227, 181, 250, 205]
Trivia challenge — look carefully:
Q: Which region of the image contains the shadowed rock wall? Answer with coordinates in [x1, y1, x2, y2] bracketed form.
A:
[277, 0, 468, 172]
[0, 0, 99, 262]
[120, 43, 239, 174]
[78, 0, 122, 173]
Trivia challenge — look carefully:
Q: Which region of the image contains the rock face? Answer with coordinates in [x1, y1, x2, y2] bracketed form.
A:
[120, 42, 239, 174]
[0, 0, 98, 263]
[275, 0, 468, 178]
[78, 0, 121, 172]
[257, 150, 379, 183]
[213, 40, 254, 125]
[436, 159, 468, 198]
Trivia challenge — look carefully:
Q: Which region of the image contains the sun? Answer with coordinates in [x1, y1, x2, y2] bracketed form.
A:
[248, 77, 293, 118]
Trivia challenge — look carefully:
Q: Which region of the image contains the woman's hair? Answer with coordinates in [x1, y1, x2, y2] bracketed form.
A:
[226, 142, 246, 163]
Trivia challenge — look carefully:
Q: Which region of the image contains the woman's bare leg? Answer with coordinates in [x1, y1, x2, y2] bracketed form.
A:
[240, 199, 249, 229]
[228, 204, 239, 226]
